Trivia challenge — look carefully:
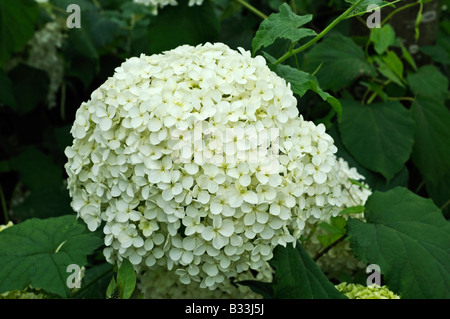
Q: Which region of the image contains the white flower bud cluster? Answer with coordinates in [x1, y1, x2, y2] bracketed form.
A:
[65, 42, 365, 289]
[137, 263, 272, 298]
[133, 0, 204, 14]
[26, 21, 65, 109]
[304, 158, 371, 278]
[0, 221, 14, 232]
[336, 282, 400, 299]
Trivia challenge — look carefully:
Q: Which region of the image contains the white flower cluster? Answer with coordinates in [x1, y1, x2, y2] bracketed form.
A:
[304, 158, 371, 278]
[65, 42, 366, 290]
[137, 263, 272, 298]
[26, 21, 65, 109]
[133, 0, 204, 14]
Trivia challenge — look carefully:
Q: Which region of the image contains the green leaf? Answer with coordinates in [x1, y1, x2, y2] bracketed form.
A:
[382, 51, 404, 81]
[75, 263, 113, 299]
[420, 45, 450, 65]
[252, 3, 316, 54]
[338, 99, 415, 181]
[147, 0, 220, 53]
[236, 280, 273, 299]
[317, 216, 347, 248]
[407, 66, 450, 210]
[273, 64, 341, 116]
[0, 0, 39, 67]
[339, 205, 365, 215]
[373, 54, 405, 87]
[0, 215, 103, 298]
[9, 147, 62, 192]
[401, 45, 418, 71]
[345, 0, 391, 16]
[8, 64, 49, 114]
[347, 187, 450, 298]
[328, 124, 409, 192]
[269, 242, 347, 299]
[303, 34, 376, 91]
[13, 186, 72, 221]
[106, 276, 119, 299]
[0, 69, 16, 110]
[370, 24, 395, 55]
[116, 259, 136, 299]
[407, 65, 448, 101]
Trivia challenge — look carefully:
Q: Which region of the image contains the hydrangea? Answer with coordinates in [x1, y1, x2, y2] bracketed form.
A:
[137, 263, 272, 298]
[0, 288, 49, 299]
[304, 158, 371, 278]
[133, 0, 204, 14]
[65, 42, 367, 290]
[26, 21, 65, 109]
[336, 282, 400, 299]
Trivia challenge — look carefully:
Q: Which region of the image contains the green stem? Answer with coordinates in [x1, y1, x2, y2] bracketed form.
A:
[440, 199, 450, 211]
[0, 183, 9, 223]
[233, 0, 268, 20]
[273, 0, 364, 65]
[314, 235, 346, 262]
[387, 96, 415, 102]
[381, 0, 421, 27]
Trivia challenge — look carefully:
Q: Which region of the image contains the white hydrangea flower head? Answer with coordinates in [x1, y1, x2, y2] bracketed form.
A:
[137, 263, 272, 298]
[304, 158, 371, 278]
[133, 0, 204, 14]
[26, 21, 65, 109]
[65, 42, 360, 290]
[336, 282, 400, 299]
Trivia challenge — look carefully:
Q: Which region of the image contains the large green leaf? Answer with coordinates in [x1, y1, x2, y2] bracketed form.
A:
[9, 147, 62, 192]
[338, 99, 415, 182]
[0, 215, 103, 298]
[407, 66, 450, 210]
[273, 64, 341, 116]
[269, 242, 347, 299]
[303, 34, 376, 91]
[0, 0, 39, 67]
[147, 0, 220, 53]
[8, 64, 49, 114]
[328, 125, 409, 192]
[347, 187, 450, 299]
[345, 0, 391, 16]
[252, 3, 316, 54]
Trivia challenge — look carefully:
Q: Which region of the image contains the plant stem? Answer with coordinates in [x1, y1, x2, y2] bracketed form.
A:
[387, 96, 415, 102]
[0, 183, 9, 223]
[234, 0, 268, 20]
[314, 235, 346, 262]
[273, 0, 364, 65]
[381, 0, 421, 26]
[415, 180, 425, 193]
[440, 199, 450, 211]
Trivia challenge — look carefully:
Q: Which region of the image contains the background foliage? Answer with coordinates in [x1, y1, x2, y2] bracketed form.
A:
[0, 0, 449, 299]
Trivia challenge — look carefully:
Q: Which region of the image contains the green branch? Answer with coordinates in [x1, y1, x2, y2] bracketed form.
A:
[273, 0, 364, 66]
[233, 0, 268, 20]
